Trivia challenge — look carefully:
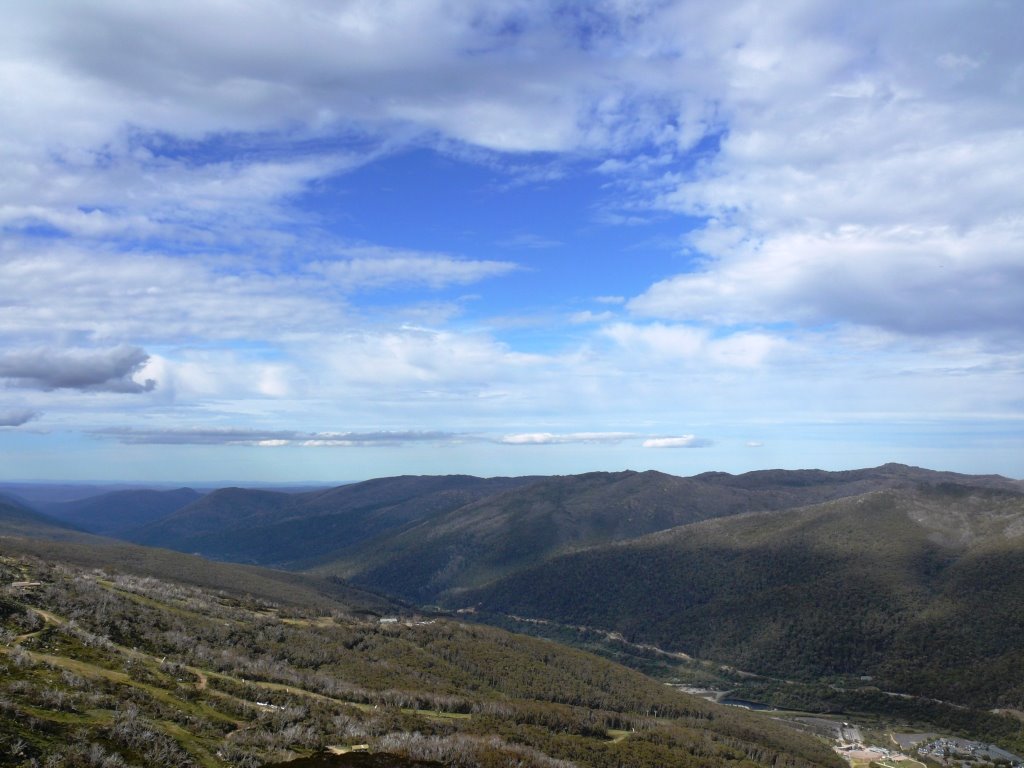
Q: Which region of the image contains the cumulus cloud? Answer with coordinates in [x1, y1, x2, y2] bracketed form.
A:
[300, 431, 460, 447]
[499, 432, 635, 445]
[642, 436, 711, 449]
[0, 408, 40, 427]
[0, 2, 1019, 478]
[0, 243, 354, 345]
[628, 223, 1024, 338]
[93, 427, 464, 447]
[0, 347, 156, 393]
[602, 322, 787, 369]
[305, 325, 548, 394]
[10, 1, 1016, 346]
[499, 432, 714, 449]
[0, 0, 677, 236]
[614, 2, 1024, 343]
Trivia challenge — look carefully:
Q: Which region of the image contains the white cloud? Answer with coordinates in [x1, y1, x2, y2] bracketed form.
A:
[0, 2, 661, 277]
[601, 321, 788, 368]
[500, 432, 635, 445]
[642, 436, 710, 449]
[603, 322, 706, 359]
[612, 2, 1024, 344]
[257, 366, 291, 398]
[0, 142, 363, 246]
[139, 351, 300, 402]
[0, 1, 680, 165]
[93, 427, 464, 447]
[0, 2, 1020, 478]
[300, 431, 461, 447]
[315, 251, 519, 290]
[498, 432, 715, 449]
[569, 310, 615, 325]
[303, 325, 553, 399]
[0, 242, 348, 345]
[629, 222, 1024, 337]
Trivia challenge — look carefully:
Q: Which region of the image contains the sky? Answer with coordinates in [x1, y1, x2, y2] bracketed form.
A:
[1, 0, 1022, 483]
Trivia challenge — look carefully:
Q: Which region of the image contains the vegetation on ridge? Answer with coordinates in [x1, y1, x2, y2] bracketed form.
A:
[0, 547, 841, 768]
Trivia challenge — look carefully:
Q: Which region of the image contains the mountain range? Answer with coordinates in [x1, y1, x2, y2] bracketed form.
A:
[123, 474, 538, 567]
[456, 483, 1024, 708]
[328, 463, 1024, 603]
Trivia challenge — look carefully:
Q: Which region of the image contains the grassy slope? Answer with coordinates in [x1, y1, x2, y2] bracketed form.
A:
[0, 548, 841, 768]
[0, 534, 401, 616]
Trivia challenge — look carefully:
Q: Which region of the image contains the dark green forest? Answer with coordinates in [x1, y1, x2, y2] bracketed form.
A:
[456, 487, 1024, 715]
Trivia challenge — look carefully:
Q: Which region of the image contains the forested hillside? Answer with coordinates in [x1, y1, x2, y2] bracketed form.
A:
[456, 485, 1024, 711]
[0, 544, 841, 768]
[35, 465, 1020, 607]
[125, 475, 540, 568]
[0, 500, 84, 539]
[39, 488, 203, 537]
[329, 464, 1021, 603]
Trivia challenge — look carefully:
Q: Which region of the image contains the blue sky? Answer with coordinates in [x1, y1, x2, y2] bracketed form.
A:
[1, 0, 1022, 482]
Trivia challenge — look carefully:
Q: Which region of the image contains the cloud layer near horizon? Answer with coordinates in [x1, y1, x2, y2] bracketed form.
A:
[1, 1, 1021, 479]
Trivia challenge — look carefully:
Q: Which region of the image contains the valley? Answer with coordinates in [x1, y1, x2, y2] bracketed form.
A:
[0, 549, 841, 768]
[2, 463, 1024, 766]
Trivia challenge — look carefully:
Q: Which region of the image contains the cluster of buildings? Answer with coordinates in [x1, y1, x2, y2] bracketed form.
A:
[916, 737, 1023, 767]
[833, 732, 1024, 768]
